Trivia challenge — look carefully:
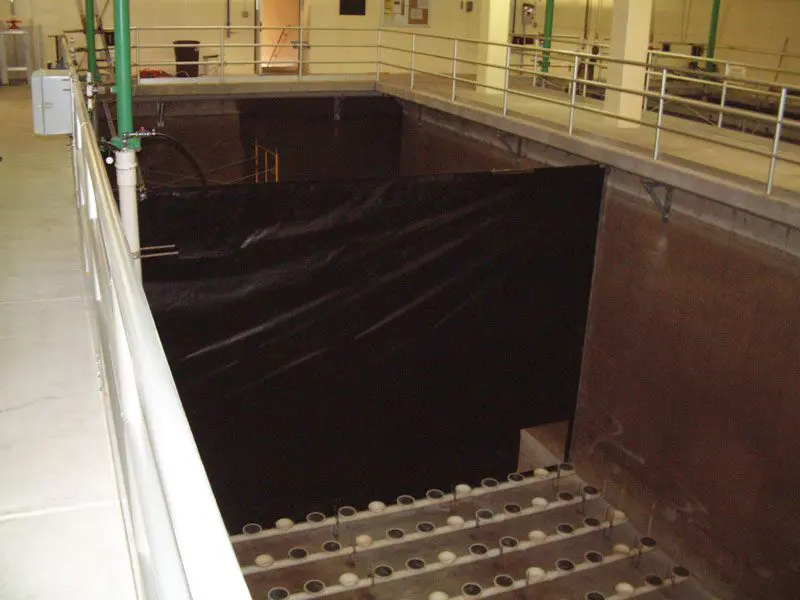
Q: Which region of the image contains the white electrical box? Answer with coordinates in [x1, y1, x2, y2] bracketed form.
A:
[32, 69, 73, 136]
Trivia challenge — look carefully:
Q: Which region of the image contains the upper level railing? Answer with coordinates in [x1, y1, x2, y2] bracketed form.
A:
[64, 38, 252, 600]
[83, 24, 800, 197]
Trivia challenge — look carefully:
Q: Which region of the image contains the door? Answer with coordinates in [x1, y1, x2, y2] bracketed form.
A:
[257, 0, 302, 74]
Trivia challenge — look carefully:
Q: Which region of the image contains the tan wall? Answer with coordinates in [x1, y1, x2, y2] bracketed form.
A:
[572, 190, 800, 600]
[11, 0, 800, 84]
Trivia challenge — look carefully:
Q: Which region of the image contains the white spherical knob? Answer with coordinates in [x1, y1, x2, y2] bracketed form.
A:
[613, 543, 631, 555]
[429, 592, 449, 600]
[455, 483, 472, 495]
[254, 554, 274, 568]
[613, 510, 626, 522]
[368, 501, 387, 513]
[528, 530, 547, 542]
[534, 467, 550, 478]
[615, 582, 635, 595]
[526, 567, 546, 582]
[531, 497, 548, 509]
[438, 550, 457, 564]
[355, 534, 373, 548]
[339, 572, 359, 587]
[446, 515, 465, 528]
[275, 518, 294, 530]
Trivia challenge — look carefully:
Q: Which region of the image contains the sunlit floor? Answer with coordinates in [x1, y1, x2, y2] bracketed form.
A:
[378, 73, 800, 198]
[0, 85, 136, 599]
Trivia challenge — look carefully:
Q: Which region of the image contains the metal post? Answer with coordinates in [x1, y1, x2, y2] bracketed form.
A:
[113, 0, 134, 137]
[718, 62, 731, 128]
[220, 27, 226, 83]
[653, 68, 668, 160]
[707, 0, 722, 72]
[503, 45, 511, 116]
[410, 34, 416, 90]
[542, 0, 555, 73]
[298, 27, 304, 81]
[569, 54, 579, 135]
[135, 28, 141, 85]
[766, 87, 788, 196]
[376, 28, 382, 81]
[86, 0, 98, 80]
[451, 39, 458, 102]
[643, 50, 651, 110]
[116, 149, 141, 279]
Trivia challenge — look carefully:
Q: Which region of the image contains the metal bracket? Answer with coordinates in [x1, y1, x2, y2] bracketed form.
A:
[497, 133, 522, 165]
[643, 180, 674, 222]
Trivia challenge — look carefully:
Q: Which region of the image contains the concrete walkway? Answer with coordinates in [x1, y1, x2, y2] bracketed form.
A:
[0, 85, 137, 600]
[380, 73, 800, 197]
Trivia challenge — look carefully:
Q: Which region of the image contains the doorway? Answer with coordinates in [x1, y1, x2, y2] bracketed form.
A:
[255, 0, 303, 74]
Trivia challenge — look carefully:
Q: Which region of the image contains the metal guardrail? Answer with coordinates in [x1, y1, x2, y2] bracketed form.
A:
[112, 25, 800, 196]
[65, 39, 252, 600]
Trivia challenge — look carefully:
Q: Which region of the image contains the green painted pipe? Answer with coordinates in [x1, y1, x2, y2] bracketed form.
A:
[114, 0, 134, 139]
[542, 0, 555, 73]
[86, 0, 98, 80]
[707, 0, 721, 72]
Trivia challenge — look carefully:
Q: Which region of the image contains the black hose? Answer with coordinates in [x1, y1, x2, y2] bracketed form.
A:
[142, 131, 208, 186]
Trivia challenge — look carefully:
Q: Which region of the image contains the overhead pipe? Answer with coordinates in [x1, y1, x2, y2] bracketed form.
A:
[707, 0, 721, 72]
[542, 0, 555, 73]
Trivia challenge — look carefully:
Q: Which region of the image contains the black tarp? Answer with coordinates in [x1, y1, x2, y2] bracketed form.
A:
[141, 166, 606, 532]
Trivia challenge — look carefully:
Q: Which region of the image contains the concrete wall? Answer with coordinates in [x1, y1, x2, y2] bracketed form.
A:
[572, 189, 800, 599]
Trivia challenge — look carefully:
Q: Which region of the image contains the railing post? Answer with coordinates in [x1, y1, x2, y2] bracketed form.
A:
[376, 28, 382, 81]
[718, 62, 731, 128]
[451, 39, 458, 102]
[410, 33, 416, 91]
[767, 87, 788, 196]
[653, 68, 668, 161]
[220, 27, 226, 83]
[298, 26, 304, 82]
[135, 28, 141, 85]
[569, 54, 580, 135]
[643, 50, 651, 110]
[503, 45, 511, 116]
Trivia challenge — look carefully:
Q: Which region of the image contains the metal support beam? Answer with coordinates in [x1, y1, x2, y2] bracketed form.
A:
[707, 0, 721, 72]
[86, 0, 98, 80]
[643, 180, 674, 222]
[542, 0, 555, 73]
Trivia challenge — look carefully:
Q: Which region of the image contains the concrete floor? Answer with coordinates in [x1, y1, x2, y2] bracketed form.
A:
[380, 73, 800, 196]
[0, 85, 137, 599]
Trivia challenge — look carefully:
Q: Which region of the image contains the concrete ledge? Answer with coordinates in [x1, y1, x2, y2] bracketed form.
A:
[133, 79, 378, 100]
[517, 422, 569, 472]
[378, 82, 800, 231]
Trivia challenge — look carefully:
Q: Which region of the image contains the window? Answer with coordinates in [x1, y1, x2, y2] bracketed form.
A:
[340, 0, 367, 15]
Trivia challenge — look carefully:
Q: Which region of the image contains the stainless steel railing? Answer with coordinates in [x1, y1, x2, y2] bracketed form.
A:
[65, 39, 251, 600]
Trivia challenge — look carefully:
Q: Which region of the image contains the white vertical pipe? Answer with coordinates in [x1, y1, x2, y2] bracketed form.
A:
[116, 149, 141, 279]
[767, 87, 788, 196]
[653, 68, 668, 160]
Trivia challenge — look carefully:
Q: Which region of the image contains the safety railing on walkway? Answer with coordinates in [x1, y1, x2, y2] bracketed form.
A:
[65, 40, 252, 600]
[116, 25, 800, 196]
[82, 25, 800, 196]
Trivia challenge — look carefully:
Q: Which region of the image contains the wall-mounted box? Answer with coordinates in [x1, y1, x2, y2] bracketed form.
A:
[32, 70, 73, 136]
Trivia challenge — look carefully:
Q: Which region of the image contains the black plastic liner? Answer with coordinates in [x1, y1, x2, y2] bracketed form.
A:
[141, 166, 606, 531]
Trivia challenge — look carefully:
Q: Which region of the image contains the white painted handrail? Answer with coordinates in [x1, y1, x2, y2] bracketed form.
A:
[65, 38, 251, 600]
